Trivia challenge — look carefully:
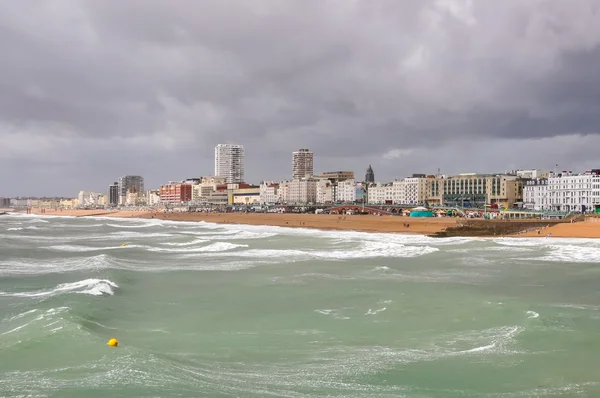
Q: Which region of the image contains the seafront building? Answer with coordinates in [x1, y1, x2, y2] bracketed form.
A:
[108, 182, 119, 206]
[215, 144, 245, 183]
[159, 183, 192, 203]
[146, 190, 161, 207]
[288, 178, 317, 204]
[118, 175, 144, 206]
[292, 149, 314, 179]
[259, 182, 280, 204]
[524, 170, 600, 213]
[77, 191, 104, 207]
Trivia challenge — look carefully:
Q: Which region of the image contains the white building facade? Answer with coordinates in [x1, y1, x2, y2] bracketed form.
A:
[259, 181, 280, 204]
[214, 144, 245, 183]
[146, 190, 161, 207]
[367, 183, 392, 204]
[316, 179, 333, 204]
[288, 178, 317, 204]
[337, 179, 356, 203]
[547, 171, 600, 212]
[523, 179, 550, 210]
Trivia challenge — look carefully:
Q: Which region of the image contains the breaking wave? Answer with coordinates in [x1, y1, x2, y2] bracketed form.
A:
[0, 279, 118, 298]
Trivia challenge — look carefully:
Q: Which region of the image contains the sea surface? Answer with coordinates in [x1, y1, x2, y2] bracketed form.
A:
[2, 214, 600, 397]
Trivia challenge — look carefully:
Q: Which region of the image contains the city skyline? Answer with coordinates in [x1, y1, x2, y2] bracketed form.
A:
[2, 1, 600, 196]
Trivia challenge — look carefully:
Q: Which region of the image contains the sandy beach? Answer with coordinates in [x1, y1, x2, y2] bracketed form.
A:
[519, 218, 600, 238]
[11, 209, 600, 238]
[20, 208, 456, 235]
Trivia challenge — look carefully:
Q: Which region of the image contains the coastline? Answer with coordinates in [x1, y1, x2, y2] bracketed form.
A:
[11, 209, 456, 235]
[8, 209, 600, 238]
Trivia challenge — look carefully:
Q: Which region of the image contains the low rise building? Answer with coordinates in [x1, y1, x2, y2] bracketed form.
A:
[316, 171, 355, 182]
[337, 179, 356, 202]
[316, 179, 333, 204]
[230, 187, 260, 205]
[259, 182, 280, 204]
[523, 179, 550, 210]
[159, 183, 192, 203]
[146, 190, 161, 207]
[366, 183, 392, 204]
[433, 174, 523, 208]
[546, 170, 600, 212]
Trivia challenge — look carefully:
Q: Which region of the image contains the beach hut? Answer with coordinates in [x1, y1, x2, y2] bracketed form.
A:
[409, 206, 434, 217]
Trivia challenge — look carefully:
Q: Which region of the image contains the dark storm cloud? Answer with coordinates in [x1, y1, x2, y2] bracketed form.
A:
[1, 0, 600, 195]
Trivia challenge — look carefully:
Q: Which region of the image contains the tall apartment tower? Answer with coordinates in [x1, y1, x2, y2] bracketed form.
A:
[108, 182, 119, 206]
[292, 149, 314, 179]
[214, 144, 245, 183]
[118, 175, 144, 205]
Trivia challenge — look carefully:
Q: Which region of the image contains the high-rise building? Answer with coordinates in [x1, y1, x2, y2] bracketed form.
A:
[118, 175, 144, 205]
[108, 182, 119, 206]
[292, 149, 314, 179]
[215, 144, 245, 183]
[365, 165, 375, 183]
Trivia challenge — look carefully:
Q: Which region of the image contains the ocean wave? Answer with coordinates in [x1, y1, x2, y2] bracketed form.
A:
[0, 254, 125, 276]
[45, 244, 140, 252]
[207, 241, 439, 260]
[538, 245, 600, 263]
[26, 218, 49, 224]
[365, 307, 387, 315]
[0, 279, 118, 298]
[148, 242, 248, 253]
[527, 310, 540, 319]
[6, 227, 24, 231]
[106, 223, 154, 229]
[160, 238, 209, 246]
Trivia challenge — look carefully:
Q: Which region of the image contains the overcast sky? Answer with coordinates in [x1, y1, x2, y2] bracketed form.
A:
[2, 0, 600, 196]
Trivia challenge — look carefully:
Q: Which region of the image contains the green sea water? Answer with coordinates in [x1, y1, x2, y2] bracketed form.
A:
[2, 214, 600, 397]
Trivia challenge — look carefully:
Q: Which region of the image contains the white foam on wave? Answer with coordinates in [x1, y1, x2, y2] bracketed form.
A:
[365, 307, 387, 315]
[4, 309, 38, 322]
[7, 227, 24, 231]
[373, 266, 390, 271]
[149, 242, 248, 253]
[0, 254, 127, 276]
[314, 309, 350, 320]
[538, 245, 600, 263]
[203, 240, 438, 261]
[527, 310, 540, 319]
[178, 229, 278, 240]
[461, 342, 496, 353]
[106, 223, 154, 229]
[455, 325, 522, 355]
[160, 238, 209, 246]
[0, 279, 118, 298]
[46, 244, 144, 252]
[26, 218, 49, 224]
[109, 231, 175, 238]
[1, 307, 70, 338]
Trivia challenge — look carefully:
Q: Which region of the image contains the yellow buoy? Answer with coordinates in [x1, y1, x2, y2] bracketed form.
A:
[107, 338, 119, 347]
[121, 243, 126, 247]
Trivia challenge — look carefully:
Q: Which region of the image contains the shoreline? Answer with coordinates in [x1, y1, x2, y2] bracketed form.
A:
[7, 209, 600, 238]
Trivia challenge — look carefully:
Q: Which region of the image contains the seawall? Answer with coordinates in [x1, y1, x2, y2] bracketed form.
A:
[430, 219, 565, 237]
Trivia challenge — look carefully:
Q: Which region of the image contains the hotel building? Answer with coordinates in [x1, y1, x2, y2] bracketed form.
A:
[292, 149, 314, 179]
[159, 183, 192, 203]
[215, 144, 245, 183]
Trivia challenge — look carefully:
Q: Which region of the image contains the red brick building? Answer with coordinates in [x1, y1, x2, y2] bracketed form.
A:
[159, 184, 192, 203]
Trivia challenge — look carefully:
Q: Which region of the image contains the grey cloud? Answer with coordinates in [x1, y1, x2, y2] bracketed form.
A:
[1, 0, 600, 196]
